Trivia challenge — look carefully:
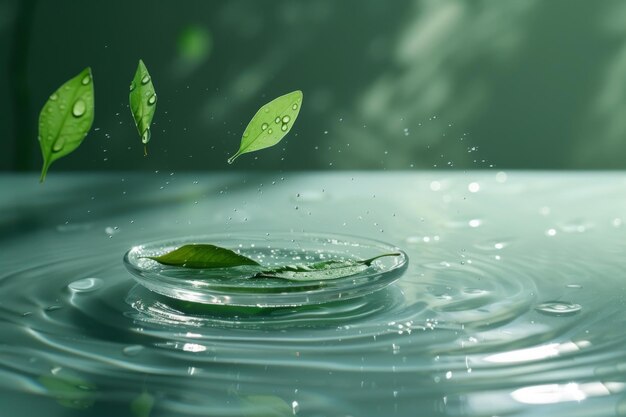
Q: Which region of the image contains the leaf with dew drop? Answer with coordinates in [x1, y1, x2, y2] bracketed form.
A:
[129, 59, 157, 156]
[38, 67, 94, 183]
[228, 90, 303, 164]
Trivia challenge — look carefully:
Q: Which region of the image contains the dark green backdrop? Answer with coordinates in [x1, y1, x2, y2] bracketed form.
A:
[2, 0, 626, 171]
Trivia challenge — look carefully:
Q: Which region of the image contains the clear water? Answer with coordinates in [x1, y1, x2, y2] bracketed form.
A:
[1, 172, 625, 416]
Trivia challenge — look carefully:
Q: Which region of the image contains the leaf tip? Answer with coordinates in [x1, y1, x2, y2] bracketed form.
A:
[227, 153, 238, 164]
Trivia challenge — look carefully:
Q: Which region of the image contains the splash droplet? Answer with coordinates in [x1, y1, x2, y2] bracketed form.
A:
[123, 345, 144, 356]
[72, 100, 86, 117]
[68, 277, 102, 292]
[535, 301, 581, 316]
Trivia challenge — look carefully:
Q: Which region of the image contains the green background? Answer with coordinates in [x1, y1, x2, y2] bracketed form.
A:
[2, 0, 626, 171]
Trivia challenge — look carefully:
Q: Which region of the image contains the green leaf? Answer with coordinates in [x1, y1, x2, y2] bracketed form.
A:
[130, 391, 155, 417]
[148, 243, 400, 282]
[239, 395, 292, 417]
[38, 371, 96, 410]
[148, 244, 261, 268]
[38, 67, 94, 183]
[256, 253, 401, 281]
[228, 90, 303, 164]
[129, 59, 157, 156]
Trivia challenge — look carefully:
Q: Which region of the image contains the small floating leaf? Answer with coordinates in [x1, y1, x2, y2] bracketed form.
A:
[38, 67, 94, 183]
[148, 243, 400, 282]
[130, 391, 155, 417]
[148, 244, 260, 268]
[129, 59, 157, 156]
[239, 395, 292, 417]
[38, 371, 96, 410]
[256, 253, 401, 281]
[228, 90, 303, 164]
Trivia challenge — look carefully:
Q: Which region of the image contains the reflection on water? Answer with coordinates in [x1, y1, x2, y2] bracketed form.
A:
[1, 172, 626, 416]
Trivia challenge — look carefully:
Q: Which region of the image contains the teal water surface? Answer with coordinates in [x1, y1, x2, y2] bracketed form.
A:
[1, 172, 625, 416]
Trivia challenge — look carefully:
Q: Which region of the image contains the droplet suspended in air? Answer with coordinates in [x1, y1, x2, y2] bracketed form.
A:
[282, 115, 290, 123]
[81, 74, 91, 85]
[141, 74, 151, 85]
[261, 123, 269, 131]
[141, 128, 151, 144]
[147, 94, 157, 105]
[72, 100, 86, 117]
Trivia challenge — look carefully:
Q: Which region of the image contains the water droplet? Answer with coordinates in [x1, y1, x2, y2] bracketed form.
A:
[267, 128, 273, 134]
[292, 103, 298, 110]
[274, 116, 281, 124]
[52, 137, 65, 152]
[535, 301, 581, 316]
[261, 123, 268, 131]
[142, 129, 151, 144]
[72, 100, 86, 117]
[123, 345, 144, 356]
[263, 107, 270, 113]
[281, 124, 288, 131]
[148, 94, 157, 105]
[68, 277, 102, 292]
[129, 82, 136, 91]
[105, 226, 120, 236]
[141, 74, 151, 85]
[282, 115, 291, 123]
[81, 74, 91, 85]
[50, 93, 58, 101]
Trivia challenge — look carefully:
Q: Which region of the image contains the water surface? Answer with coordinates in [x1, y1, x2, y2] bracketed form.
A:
[1, 172, 625, 416]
